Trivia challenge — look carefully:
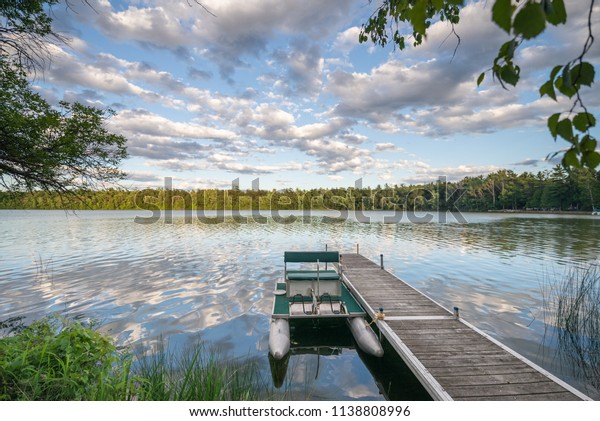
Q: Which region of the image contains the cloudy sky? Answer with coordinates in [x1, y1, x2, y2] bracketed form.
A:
[37, 0, 600, 190]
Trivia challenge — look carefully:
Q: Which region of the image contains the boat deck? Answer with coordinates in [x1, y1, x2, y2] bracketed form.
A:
[340, 253, 591, 401]
[272, 282, 366, 319]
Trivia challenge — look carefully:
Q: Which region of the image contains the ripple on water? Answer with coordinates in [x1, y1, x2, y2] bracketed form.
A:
[1, 210, 599, 399]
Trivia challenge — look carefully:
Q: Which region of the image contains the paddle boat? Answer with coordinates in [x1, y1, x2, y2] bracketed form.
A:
[593, 206, 600, 216]
[268, 250, 383, 360]
[268, 325, 353, 388]
[268, 323, 390, 392]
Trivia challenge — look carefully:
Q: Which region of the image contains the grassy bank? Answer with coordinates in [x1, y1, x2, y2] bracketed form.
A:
[0, 316, 267, 400]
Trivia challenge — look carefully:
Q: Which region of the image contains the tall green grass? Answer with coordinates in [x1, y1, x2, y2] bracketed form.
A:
[0, 316, 129, 400]
[133, 340, 266, 400]
[543, 263, 600, 391]
[0, 316, 268, 400]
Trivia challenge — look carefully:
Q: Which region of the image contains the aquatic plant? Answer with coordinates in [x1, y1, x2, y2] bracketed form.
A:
[0, 316, 269, 400]
[0, 316, 127, 400]
[133, 340, 265, 401]
[544, 263, 600, 392]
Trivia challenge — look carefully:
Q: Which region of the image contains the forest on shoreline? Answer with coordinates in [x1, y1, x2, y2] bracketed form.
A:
[1, 167, 599, 212]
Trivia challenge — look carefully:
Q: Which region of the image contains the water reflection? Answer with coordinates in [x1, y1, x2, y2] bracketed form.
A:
[268, 324, 431, 400]
[1, 210, 599, 399]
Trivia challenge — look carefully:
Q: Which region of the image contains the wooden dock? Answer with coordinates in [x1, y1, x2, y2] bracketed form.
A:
[340, 253, 591, 401]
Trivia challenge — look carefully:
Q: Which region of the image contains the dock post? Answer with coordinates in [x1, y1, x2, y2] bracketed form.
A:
[378, 307, 384, 342]
[380, 254, 384, 269]
[453, 306, 460, 319]
[356, 244, 359, 254]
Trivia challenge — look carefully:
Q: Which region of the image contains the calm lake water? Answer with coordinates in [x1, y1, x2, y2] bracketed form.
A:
[1, 210, 599, 400]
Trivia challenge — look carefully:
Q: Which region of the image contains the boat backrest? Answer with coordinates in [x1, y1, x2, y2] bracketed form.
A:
[284, 251, 340, 263]
[284, 251, 341, 297]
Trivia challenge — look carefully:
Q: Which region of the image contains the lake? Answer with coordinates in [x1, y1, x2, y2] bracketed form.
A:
[1, 209, 599, 400]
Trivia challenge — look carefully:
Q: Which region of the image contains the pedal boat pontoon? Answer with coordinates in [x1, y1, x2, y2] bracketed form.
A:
[269, 251, 383, 360]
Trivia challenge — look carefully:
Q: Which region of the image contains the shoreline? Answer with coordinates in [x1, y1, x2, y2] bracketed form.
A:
[487, 209, 594, 216]
[1, 208, 598, 218]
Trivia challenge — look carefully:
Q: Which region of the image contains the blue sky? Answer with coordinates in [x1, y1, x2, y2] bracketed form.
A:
[35, 0, 600, 190]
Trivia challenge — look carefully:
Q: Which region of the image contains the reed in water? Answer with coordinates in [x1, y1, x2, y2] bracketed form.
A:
[0, 316, 269, 400]
[544, 263, 600, 392]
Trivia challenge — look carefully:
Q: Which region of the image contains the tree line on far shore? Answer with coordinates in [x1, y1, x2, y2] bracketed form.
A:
[1, 166, 599, 213]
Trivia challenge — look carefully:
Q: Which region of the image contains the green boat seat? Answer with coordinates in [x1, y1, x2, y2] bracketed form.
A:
[283, 250, 342, 297]
[286, 270, 340, 281]
[284, 251, 340, 263]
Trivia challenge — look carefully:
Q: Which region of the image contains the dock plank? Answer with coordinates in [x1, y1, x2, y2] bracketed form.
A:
[341, 253, 589, 401]
[435, 372, 560, 387]
[459, 392, 579, 401]
[446, 381, 570, 398]
[428, 364, 539, 378]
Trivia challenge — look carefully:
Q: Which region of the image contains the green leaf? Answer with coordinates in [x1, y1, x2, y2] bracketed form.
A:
[550, 65, 563, 81]
[492, 0, 513, 33]
[498, 39, 518, 60]
[556, 118, 573, 141]
[506, 39, 517, 59]
[539, 80, 557, 100]
[573, 112, 596, 132]
[570, 62, 595, 87]
[562, 64, 572, 88]
[477, 72, 485, 86]
[501, 65, 519, 86]
[432, 0, 444, 10]
[548, 113, 560, 139]
[546, 0, 567, 26]
[555, 76, 577, 98]
[583, 151, 600, 169]
[562, 148, 580, 168]
[411, 0, 428, 36]
[542, 0, 554, 16]
[513, 2, 546, 39]
[581, 135, 597, 152]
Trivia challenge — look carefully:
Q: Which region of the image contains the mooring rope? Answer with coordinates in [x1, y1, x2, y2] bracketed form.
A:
[367, 307, 385, 326]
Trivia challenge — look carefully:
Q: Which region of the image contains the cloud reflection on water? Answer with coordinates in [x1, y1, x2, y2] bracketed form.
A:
[1, 210, 599, 399]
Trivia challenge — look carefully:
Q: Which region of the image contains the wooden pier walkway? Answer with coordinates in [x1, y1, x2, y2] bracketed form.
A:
[340, 253, 591, 401]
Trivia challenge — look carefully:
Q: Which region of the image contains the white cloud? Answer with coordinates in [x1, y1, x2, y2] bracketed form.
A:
[110, 110, 237, 141]
[340, 133, 367, 145]
[169, 178, 232, 190]
[104, 110, 240, 160]
[271, 40, 324, 96]
[379, 172, 394, 181]
[332, 27, 361, 55]
[78, 0, 357, 82]
[326, 59, 469, 129]
[31, 0, 599, 190]
[211, 161, 305, 175]
[375, 143, 402, 152]
[402, 164, 501, 184]
[125, 170, 164, 183]
[44, 45, 161, 101]
[145, 159, 205, 172]
[291, 138, 371, 172]
[208, 154, 237, 163]
[324, 0, 600, 139]
[252, 117, 353, 142]
[82, 1, 191, 48]
[253, 104, 296, 129]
